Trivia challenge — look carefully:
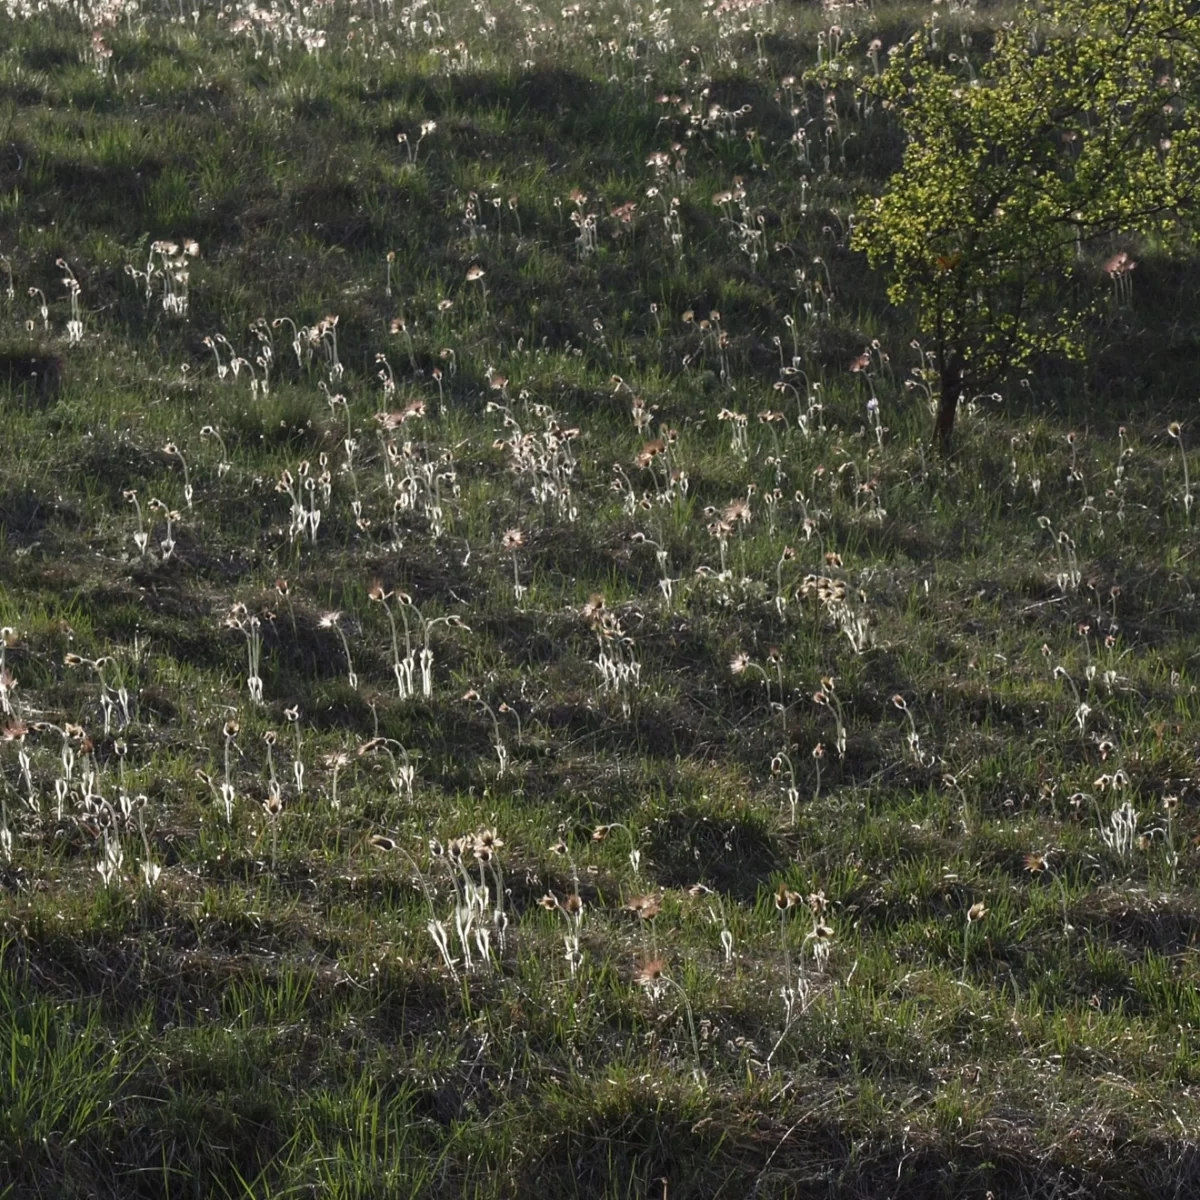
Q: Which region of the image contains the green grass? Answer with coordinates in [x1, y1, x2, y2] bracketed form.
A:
[0, 0, 1199, 1195]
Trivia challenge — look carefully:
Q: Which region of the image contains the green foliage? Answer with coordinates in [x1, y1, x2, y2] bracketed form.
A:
[854, 0, 1200, 446]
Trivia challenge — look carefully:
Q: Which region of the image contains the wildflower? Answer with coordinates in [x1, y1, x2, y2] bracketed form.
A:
[723, 498, 751, 525]
[563, 893, 584, 917]
[625, 894, 662, 920]
[369, 834, 397, 851]
[580, 594, 607, 622]
[318, 611, 341, 629]
[501, 528, 525, 550]
[592, 825, 611, 842]
[1103, 251, 1137, 276]
[465, 265, 486, 282]
[775, 883, 801, 910]
[223, 719, 240, 739]
[635, 957, 665, 986]
[477, 828, 504, 851]
[967, 902, 988, 923]
[730, 652, 751, 675]
[1023, 853, 1047, 873]
[635, 439, 665, 468]
[539, 893, 560, 911]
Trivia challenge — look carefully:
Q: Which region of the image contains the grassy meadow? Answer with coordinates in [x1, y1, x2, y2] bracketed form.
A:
[1, 0, 1200, 1194]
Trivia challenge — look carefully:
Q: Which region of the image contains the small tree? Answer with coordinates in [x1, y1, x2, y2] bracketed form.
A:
[854, 0, 1200, 450]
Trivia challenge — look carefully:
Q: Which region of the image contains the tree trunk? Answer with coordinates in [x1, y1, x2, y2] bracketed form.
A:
[934, 355, 963, 453]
